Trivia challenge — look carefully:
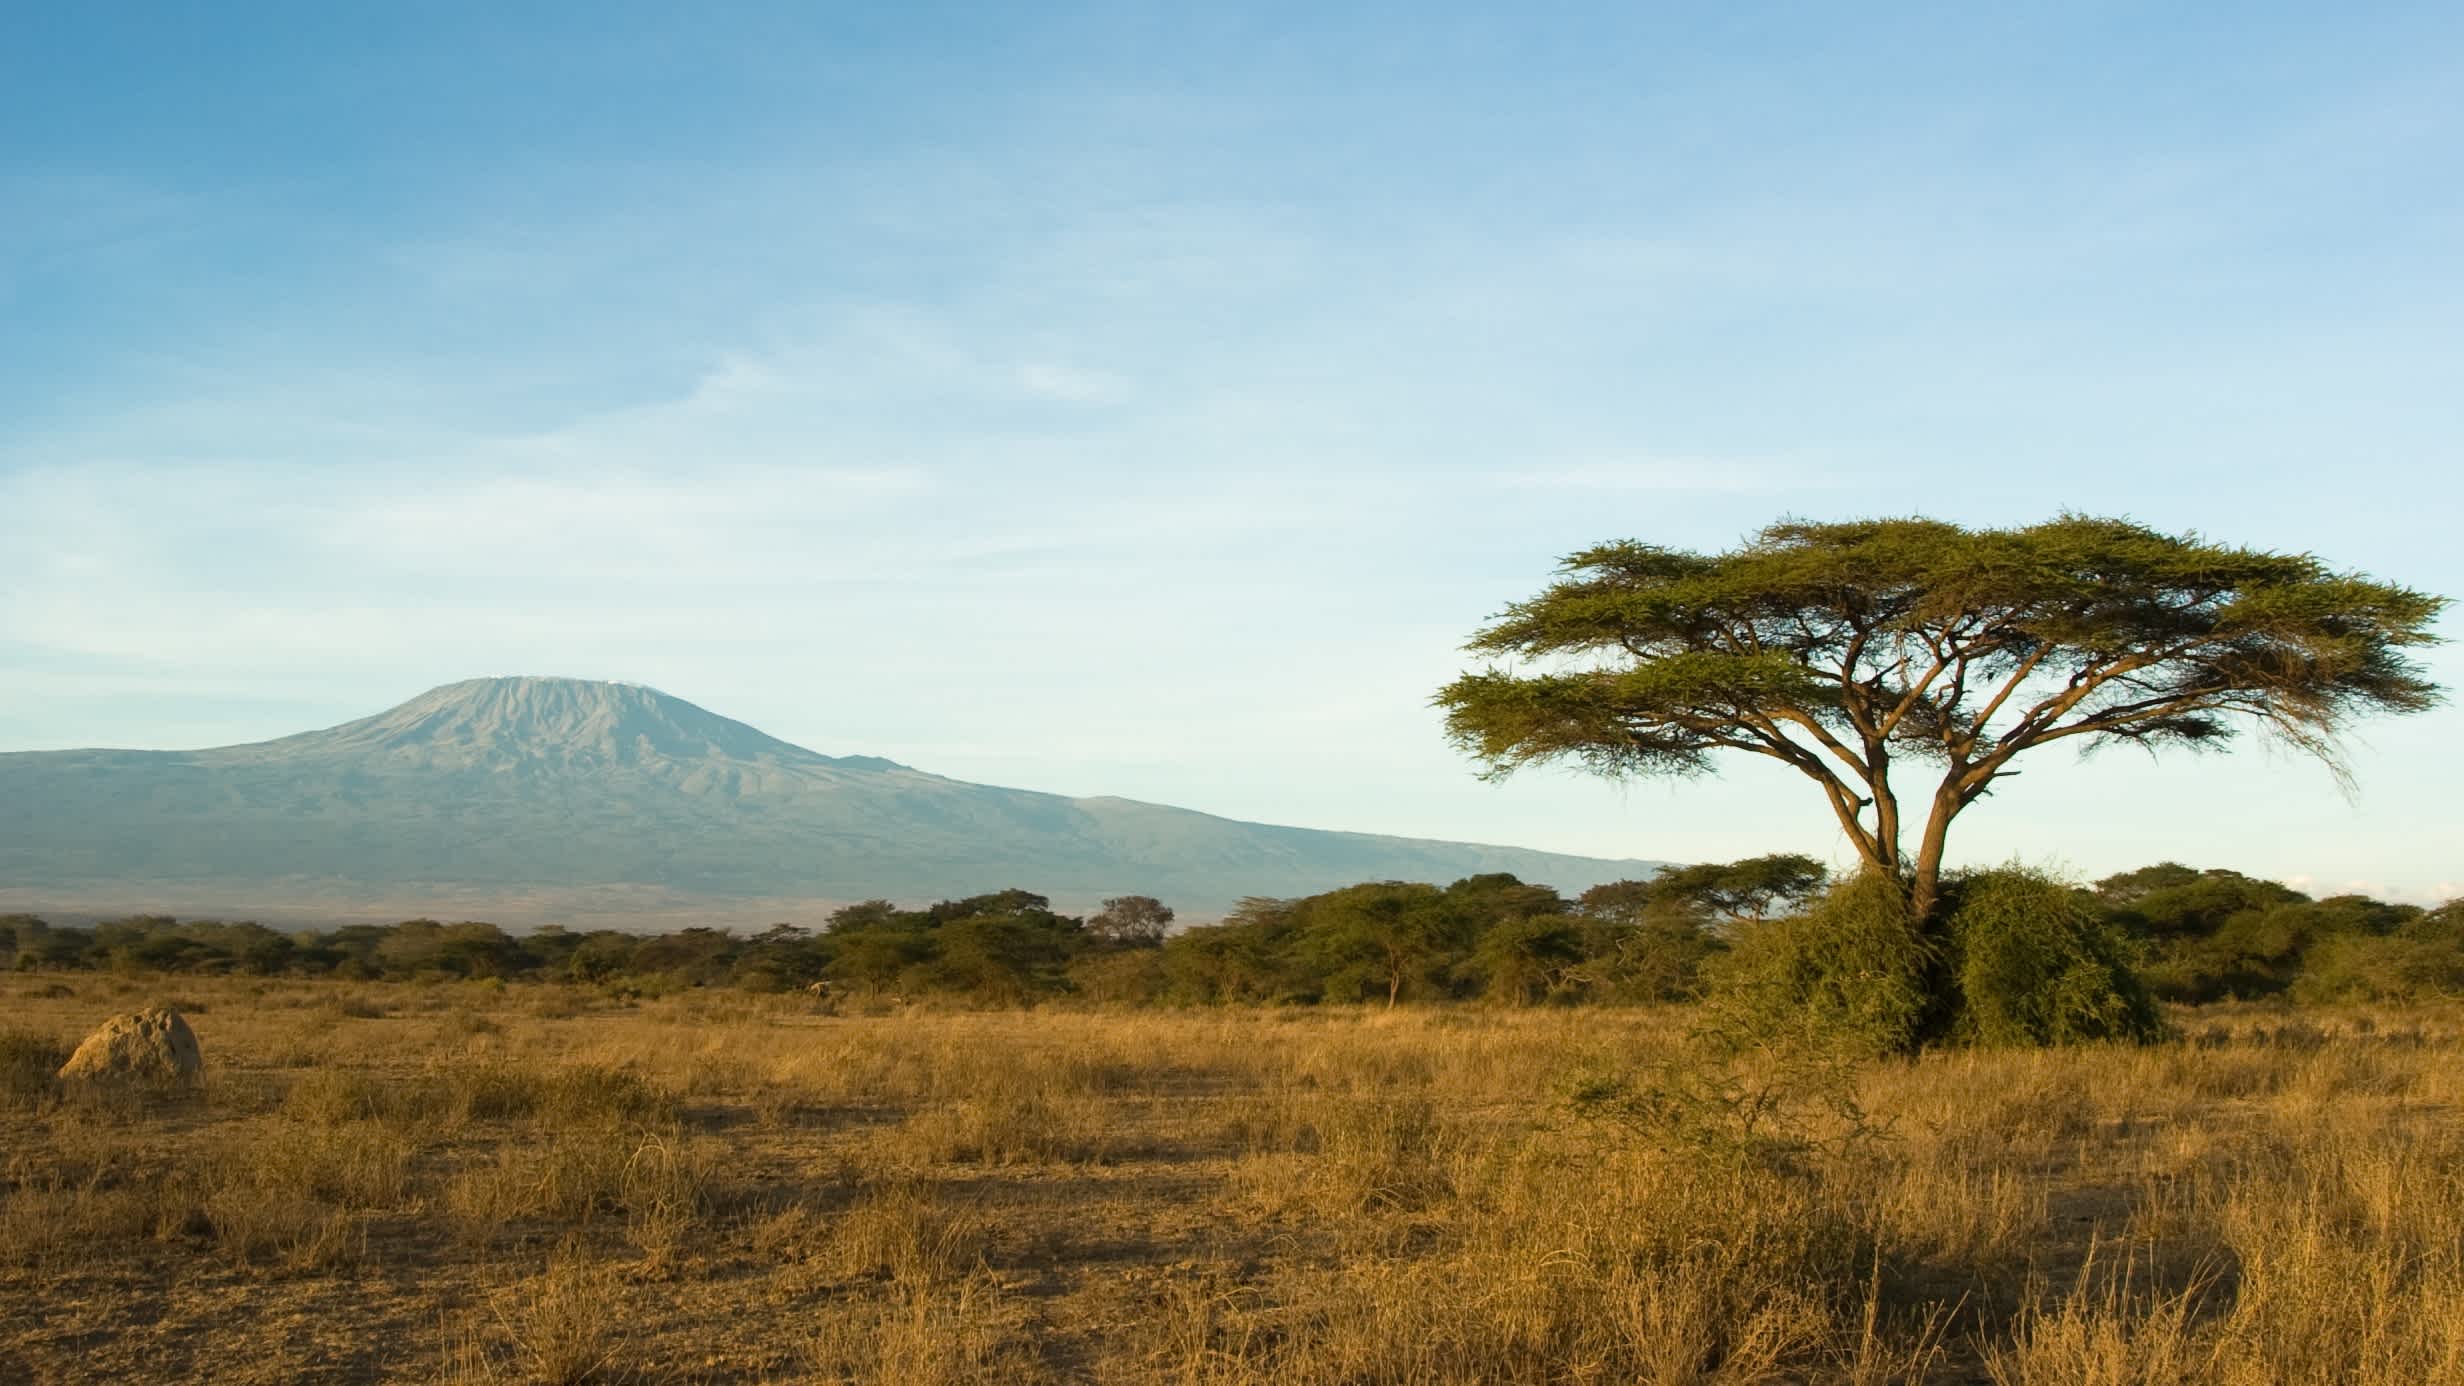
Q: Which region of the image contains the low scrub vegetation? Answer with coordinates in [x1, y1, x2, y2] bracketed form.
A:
[11, 858, 2452, 1019]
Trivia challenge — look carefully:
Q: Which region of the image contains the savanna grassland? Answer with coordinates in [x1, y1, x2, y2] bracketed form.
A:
[7, 976, 2464, 1384]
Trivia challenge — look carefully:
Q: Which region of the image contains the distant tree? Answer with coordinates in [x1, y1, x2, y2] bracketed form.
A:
[732, 923, 830, 993]
[1087, 895, 1175, 948]
[2102, 870, 2428, 1003]
[2293, 897, 2464, 1003]
[628, 926, 739, 985]
[1160, 897, 1304, 1004]
[823, 926, 932, 994]
[2309, 894, 2424, 936]
[1444, 875, 1577, 1004]
[1462, 913, 1587, 1005]
[2091, 862, 2207, 906]
[6, 915, 97, 970]
[1068, 947, 1171, 1004]
[1574, 910, 1723, 1003]
[231, 925, 298, 976]
[316, 924, 394, 976]
[375, 919, 448, 976]
[1294, 881, 1471, 1006]
[927, 890, 1052, 924]
[92, 915, 180, 971]
[435, 922, 521, 979]
[1629, 854, 1830, 929]
[825, 899, 907, 933]
[127, 931, 217, 974]
[1442, 873, 1568, 920]
[522, 925, 585, 972]
[929, 904, 1079, 1005]
[1440, 517, 2445, 930]
[932, 918, 1053, 1005]
[565, 931, 640, 985]
[2, 915, 51, 969]
[2102, 868, 2308, 942]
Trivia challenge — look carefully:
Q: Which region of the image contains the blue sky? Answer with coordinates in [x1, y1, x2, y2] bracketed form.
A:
[4, 3, 2459, 900]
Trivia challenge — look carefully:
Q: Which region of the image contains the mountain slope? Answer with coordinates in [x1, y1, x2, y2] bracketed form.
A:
[0, 677, 1659, 919]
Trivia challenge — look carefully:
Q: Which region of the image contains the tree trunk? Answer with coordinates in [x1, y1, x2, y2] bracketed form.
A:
[1908, 787, 1963, 924]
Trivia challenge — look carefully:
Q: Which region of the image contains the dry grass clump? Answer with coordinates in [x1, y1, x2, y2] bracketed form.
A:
[889, 1086, 1121, 1167]
[443, 1251, 637, 1385]
[307, 993, 390, 1022]
[1233, 1091, 1466, 1221]
[447, 1121, 714, 1234]
[812, 1178, 992, 1286]
[0, 1029, 70, 1110]
[803, 1273, 1050, 1384]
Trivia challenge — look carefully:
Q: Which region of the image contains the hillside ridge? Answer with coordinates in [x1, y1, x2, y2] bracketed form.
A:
[0, 677, 1660, 918]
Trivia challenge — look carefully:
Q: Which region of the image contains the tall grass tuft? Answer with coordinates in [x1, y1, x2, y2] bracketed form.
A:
[1, 1029, 70, 1110]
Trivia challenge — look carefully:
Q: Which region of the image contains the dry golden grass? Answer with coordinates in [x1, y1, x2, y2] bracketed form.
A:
[6, 976, 2464, 1382]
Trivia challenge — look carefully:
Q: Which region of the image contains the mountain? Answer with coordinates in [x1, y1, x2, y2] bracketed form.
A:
[0, 677, 1660, 926]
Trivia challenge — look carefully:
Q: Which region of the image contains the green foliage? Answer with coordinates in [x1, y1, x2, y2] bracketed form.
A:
[1706, 868, 2167, 1053]
[1459, 914, 1587, 1005]
[564, 931, 640, 985]
[730, 924, 828, 993]
[1447, 518, 2444, 781]
[1290, 882, 1473, 1006]
[2101, 866, 2308, 941]
[1086, 895, 1175, 948]
[1572, 913, 1723, 1003]
[1620, 854, 1830, 926]
[1703, 872, 1935, 1058]
[1941, 869, 2165, 1047]
[2109, 868, 2433, 1003]
[2288, 903, 2464, 1003]
[1065, 947, 1170, 1004]
[625, 927, 740, 986]
[20, 867, 2452, 1026]
[5, 914, 90, 970]
[928, 910, 1076, 1005]
[1157, 897, 1310, 1004]
[2292, 933, 2464, 1003]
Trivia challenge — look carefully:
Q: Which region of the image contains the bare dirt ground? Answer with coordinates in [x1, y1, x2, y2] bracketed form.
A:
[6, 976, 2464, 1383]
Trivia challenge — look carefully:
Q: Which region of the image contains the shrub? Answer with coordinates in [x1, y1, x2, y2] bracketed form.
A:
[1572, 912, 1722, 1004]
[2292, 932, 2464, 1003]
[1942, 868, 2166, 1047]
[1703, 872, 1932, 1057]
[1065, 949, 1168, 1005]
[1705, 868, 2164, 1054]
[284, 1070, 393, 1126]
[1566, 1037, 1881, 1173]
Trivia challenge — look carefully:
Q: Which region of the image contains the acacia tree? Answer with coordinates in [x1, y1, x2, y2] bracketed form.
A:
[1294, 882, 1469, 1006]
[1624, 853, 1830, 928]
[1439, 516, 2444, 925]
[1088, 895, 1176, 948]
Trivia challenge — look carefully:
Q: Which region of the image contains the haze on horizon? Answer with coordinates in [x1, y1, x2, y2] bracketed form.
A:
[4, 4, 2459, 901]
